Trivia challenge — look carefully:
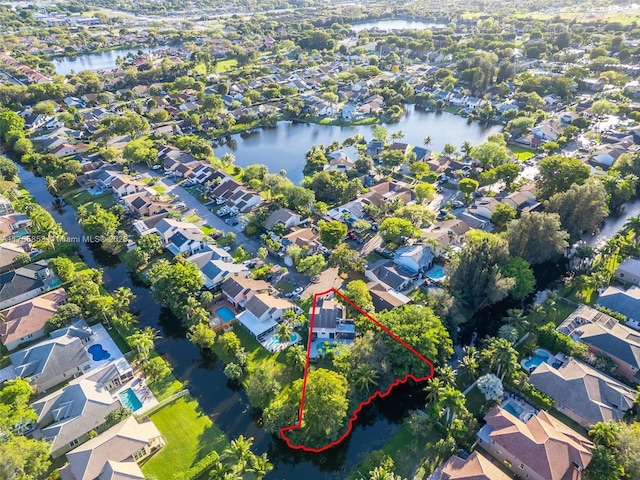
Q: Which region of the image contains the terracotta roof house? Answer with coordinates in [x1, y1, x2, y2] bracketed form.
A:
[221, 276, 273, 308]
[10, 326, 92, 393]
[0, 288, 68, 351]
[558, 305, 640, 383]
[0, 260, 56, 310]
[477, 406, 593, 480]
[0, 241, 28, 273]
[121, 191, 173, 218]
[434, 451, 511, 480]
[529, 357, 636, 427]
[59, 416, 164, 480]
[596, 285, 640, 324]
[281, 227, 321, 253]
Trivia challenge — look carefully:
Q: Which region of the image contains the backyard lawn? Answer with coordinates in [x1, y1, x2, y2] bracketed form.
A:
[508, 145, 536, 162]
[65, 190, 115, 208]
[215, 58, 238, 73]
[141, 397, 229, 479]
[146, 359, 184, 401]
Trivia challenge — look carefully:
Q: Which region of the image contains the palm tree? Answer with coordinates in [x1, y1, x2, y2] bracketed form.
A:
[224, 435, 254, 474]
[440, 386, 465, 426]
[113, 287, 135, 316]
[436, 365, 457, 387]
[623, 215, 640, 244]
[249, 453, 273, 480]
[45, 176, 59, 196]
[352, 364, 379, 393]
[424, 377, 444, 404]
[574, 245, 595, 270]
[461, 140, 473, 158]
[286, 344, 306, 371]
[457, 352, 478, 382]
[276, 322, 293, 342]
[483, 337, 518, 381]
[391, 130, 405, 140]
[127, 327, 160, 361]
[183, 296, 201, 325]
[498, 324, 519, 344]
[369, 467, 396, 480]
[588, 421, 618, 448]
[423, 136, 433, 147]
[114, 311, 138, 332]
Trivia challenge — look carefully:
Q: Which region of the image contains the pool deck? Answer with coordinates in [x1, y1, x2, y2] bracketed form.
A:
[86, 323, 125, 372]
[501, 392, 537, 422]
[261, 331, 301, 353]
[309, 338, 353, 359]
[208, 299, 238, 330]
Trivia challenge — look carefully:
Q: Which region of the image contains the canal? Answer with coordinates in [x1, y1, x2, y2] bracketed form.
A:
[15, 162, 428, 478]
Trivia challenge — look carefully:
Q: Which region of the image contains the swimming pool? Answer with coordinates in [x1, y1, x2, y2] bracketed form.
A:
[503, 401, 523, 419]
[425, 265, 445, 280]
[521, 348, 552, 372]
[87, 344, 110, 361]
[216, 306, 236, 322]
[264, 332, 301, 351]
[119, 388, 143, 412]
[11, 228, 29, 237]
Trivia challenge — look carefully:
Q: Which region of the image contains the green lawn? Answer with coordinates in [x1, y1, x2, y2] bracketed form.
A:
[146, 359, 184, 401]
[65, 190, 115, 208]
[107, 326, 132, 354]
[508, 145, 536, 162]
[409, 287, 429, 305]
[141, 397, 229, 479]
[215, 58, 238, 73]
[526, 300, 577, 328]
[185, 214, 201, 223]
[200, 224, 217, 235]
[465, 386, 486, 418]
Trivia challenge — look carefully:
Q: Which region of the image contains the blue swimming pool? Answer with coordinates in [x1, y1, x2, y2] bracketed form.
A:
[503, 401, 523, 418]
[426, 265, 445, 280]
[521, 348, 551, 371]
[87, 344, 110, 361]
[216, 306, 236, 322]
[265, 332, 301, 350]
[12, 228, 29, 237]
[119, 388, 143, 412]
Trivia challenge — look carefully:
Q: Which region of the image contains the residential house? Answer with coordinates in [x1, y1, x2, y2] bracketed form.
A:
[366, 282, 410, 312]
[0, 287, 68, 351]
[615, 258, 640, 285]
[432, 451, 511, 480]
[583, 78, 605, 91]
[311, 295, 355, 341]
[0, 213, 31, 239]
[501, 185, 540, 213]
[122, 191, 173, 218]
[590, 144, 629, 170]
[341, 103, 356, 121]
[531, 124, 561, 146]
[211, 177, 262, 212]
[0, 260, 55, 310]
[154, 218, 203, 245]
[0, 241, 28, 273]
[10, 326, 92, 393]
[596, 285, 640, 324]
[51, 143, 90, 158]
[167, 230, 205, 256]
[393, 245, 434, 276]
[187, 248, 246, 289]
[0, 194, 13, 215]
[95, 170, 121, 190]
[529, 357, 636, 427]
[221, 276, 274, 308]
[31, 365, 124, 458]
[477, 406, 593, 480]
[557, 305, 640, 382]
[364, 180, 416, 206]
[237, 294, 298, 340]
[111, 176, 147, 198]
[421, 229, 452, 258]
[263, 208, 302, 232]
[59, 416, 164, 480]
[437, 219, 471, 245]
[365, 259, 415, 293]
[185, 162, 213, 185]
[281, 227, 321, 253]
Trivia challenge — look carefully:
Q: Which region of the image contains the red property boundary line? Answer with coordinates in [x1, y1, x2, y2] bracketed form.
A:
[279, 287, 435, 453]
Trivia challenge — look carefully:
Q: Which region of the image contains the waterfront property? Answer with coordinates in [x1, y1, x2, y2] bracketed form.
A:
[0, 287, 68, 351]
[529, 357, 636, 427]
[310, 294, 356, 359]
[0, 260, 57, 310]
[477, 406, 593, 480]
[615, 257, 640, 285]
[558, 305, 640, 382]
[520, 348, 564, 373]
[431, 451, 511, 480]
[59, 416, 164, 480]
[595, 285, 640, 324]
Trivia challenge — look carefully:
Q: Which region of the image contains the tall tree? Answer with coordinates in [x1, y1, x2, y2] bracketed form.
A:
[507, 212, 569, 264]
[536, 155, 590, 200]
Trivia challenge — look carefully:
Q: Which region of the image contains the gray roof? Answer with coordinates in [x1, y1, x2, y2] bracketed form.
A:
[529, 358, 635, 426]
[32, 368, 122, 454]
[393, 245, 433, 272]
[10, 334, 89, 384]
[370, 259, 413, 290]
[596, 286, 640, 321]
[617, 258, 640, 277]
[313, 297, 344, 330]
[0, 260, 49, 301]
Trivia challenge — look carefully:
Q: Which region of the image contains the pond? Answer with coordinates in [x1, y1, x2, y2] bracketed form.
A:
[11, 159, 430, 479]
[350, 19, 446, 32]
[216, 106, 503, 184]
[53, 46, 167, 75]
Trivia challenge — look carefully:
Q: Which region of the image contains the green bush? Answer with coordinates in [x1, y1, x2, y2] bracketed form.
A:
[536, 322, 586, 358]
[172, 450, 220, 480]
[520, 382, 554, 409]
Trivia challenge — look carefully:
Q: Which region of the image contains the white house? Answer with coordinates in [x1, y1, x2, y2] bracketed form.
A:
[393, 245, 434, 276]
[111, 176, 147, 198]
[615, 258, 640, 286]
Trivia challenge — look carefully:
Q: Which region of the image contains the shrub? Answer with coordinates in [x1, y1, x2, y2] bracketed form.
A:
[536, 322, 586, 358]
[520, 382, 554, 409]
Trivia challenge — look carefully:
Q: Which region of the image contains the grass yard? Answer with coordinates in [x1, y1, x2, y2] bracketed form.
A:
[107, 326, 132, 354]
[200, 224, 217, 235]
[215, 58, 238, 73]
[526, 300, 577, 327]
[141, 397, 229, 479]
[65, 190, 115, 208]
[409, 287, 430, 305]
[147, 360, 184, 401]
[465, 386, 486, 418]
[185, 214, 201, 223]
[509, 145, 536, 162]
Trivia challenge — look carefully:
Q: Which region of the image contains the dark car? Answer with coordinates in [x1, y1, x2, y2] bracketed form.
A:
[347, 231, 357, 240]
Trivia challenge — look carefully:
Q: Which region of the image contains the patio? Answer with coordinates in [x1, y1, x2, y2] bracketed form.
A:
[500, 391, 538, 422]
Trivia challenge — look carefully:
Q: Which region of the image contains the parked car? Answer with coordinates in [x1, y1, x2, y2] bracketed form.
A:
[292, 287, 303, 296]
[152, 165, 163, 170]
[452, 200, 464, 208]
[347, 231, 357, 240]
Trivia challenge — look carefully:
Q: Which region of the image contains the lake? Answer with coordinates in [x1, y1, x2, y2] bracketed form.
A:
[350, 19, 446, 32]
[216, 106, 503, 184]
[53, 46, 166, 75]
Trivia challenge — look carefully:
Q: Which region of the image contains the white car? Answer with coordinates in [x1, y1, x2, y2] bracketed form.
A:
[292, 287, 303, 296]
[152, 165, 163, 170]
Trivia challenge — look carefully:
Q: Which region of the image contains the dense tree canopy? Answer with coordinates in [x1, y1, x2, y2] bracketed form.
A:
[536, 155, 591, 200]
[507, 212, 569, 264]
